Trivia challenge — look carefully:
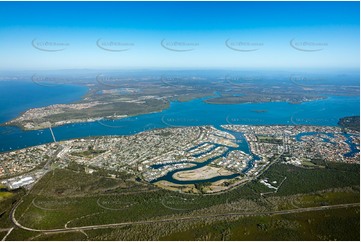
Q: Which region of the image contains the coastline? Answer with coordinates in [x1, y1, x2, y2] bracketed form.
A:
[1, 94, 344, 131]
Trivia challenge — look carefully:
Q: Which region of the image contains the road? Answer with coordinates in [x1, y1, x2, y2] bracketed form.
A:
[10, 200, 359, 233]
[1, 227, 14, 241]
[5, 133, 359, 237]
[10, 141, 357, 235]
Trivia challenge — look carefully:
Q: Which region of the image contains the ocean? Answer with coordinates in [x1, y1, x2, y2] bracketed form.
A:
[0, 81, 359, 152]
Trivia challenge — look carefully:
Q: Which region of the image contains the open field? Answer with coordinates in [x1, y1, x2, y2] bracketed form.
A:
[172, 165, 234, 181]
[154, 180, 198, 194]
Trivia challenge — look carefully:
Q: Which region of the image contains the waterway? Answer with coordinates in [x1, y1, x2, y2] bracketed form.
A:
[0, 89, 359, 152]
[296, 132, 359, 157]
[150, 127, 260, 184]
[0, 81, 359, 184]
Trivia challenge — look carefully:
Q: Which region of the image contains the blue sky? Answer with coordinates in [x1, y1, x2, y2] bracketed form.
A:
[0, 1, 359, 70]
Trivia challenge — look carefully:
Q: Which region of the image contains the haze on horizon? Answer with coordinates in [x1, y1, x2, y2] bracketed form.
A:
[0, 1, 359, 71]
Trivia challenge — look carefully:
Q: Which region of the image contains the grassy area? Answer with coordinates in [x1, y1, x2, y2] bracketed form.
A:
[0, 191, 13, 200]
[161, 207, 360, 241]
[261, 162, 360, 196]
[294, 190, 359, 208]
[256, 135, 283, 144]
[301, 159, 322, 168]
[5, 160, 359, 240]
[0, 231, 8, 240]
[70, 148, 106, 158]
[5, 228, 39, 241]
[32, 231, 88, 241]
[0, 188, 25, 228]
[11, 167, 255, 230]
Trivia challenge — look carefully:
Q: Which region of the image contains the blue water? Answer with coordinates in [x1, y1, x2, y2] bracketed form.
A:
[0, 81, 88, 123]
[189, 143, 217, 158]
[343, 133, 360, 157]
[295, 132, 335, 143]
[0, 80, 359, 185]
[295, 132, 359, 157]
[150, 127, 260, 184]
[0, 81, 359, 154]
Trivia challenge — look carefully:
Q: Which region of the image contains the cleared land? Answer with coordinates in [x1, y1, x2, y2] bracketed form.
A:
[172, 165, 234, 181]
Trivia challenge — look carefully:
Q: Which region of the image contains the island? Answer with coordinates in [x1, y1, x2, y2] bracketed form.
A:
[2, 73, 355, 130]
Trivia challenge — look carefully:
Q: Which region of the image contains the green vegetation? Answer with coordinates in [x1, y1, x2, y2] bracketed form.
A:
[261, 162, 359, 196]
[5, 228, 40, 241]
[161, 207, 360, 241]
[0, 188, 12, 200]
[70, 146, 106, 158]
[4, 75, 340, 131]
[293, 189, 359, 208]
[0, 188, 25, 228]
[338, 115, 360, 131]
[49, 98, 169, 123]
[256, 135, 283, 144]
[0, 231, 8, 240]
[300, 159, 324, 168]
[300, 160, 317, 167]
[194, 182, 212, 193]
[32, 231, 88, 241]
[2, 160, 359, 240]
[205, 93, 322, 105]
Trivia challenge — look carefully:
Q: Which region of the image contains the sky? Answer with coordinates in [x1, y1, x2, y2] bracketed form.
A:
[0, 1, 359, 70]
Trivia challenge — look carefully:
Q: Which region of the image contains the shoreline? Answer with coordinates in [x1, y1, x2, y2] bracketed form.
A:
[1, 94, 350, 131]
